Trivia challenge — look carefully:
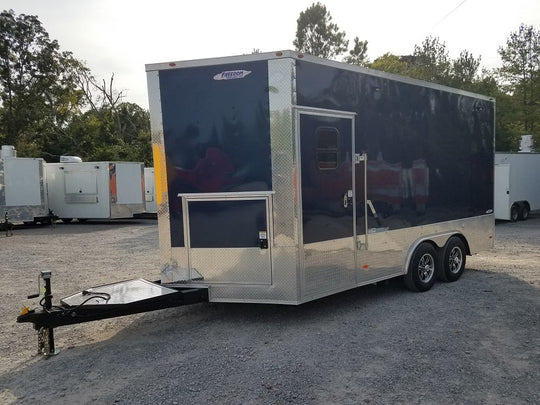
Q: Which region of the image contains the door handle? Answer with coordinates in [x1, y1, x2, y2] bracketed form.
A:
[343, 190, 353, 208]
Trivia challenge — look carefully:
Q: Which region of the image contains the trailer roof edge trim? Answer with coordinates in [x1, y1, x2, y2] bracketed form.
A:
[145, 50, 495, 102]
[144, 50, 299, 72]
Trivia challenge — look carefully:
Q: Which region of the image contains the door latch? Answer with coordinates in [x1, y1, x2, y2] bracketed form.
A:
[343, 190, 353, 208]
[259, 231, 268, 249]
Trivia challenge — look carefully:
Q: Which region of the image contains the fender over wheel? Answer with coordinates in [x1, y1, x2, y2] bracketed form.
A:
[437, 236, 466, 282]
[404, 243, 437, 292]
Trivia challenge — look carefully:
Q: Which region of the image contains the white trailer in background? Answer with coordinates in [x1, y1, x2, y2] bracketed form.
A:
[45, 160, 146, 222]
[0, 145, 51, 224]
[144, 167, 157, 214]
[494, 152, 540, 221]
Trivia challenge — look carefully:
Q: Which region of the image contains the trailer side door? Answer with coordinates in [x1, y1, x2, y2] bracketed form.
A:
[297, 109, 357, 299]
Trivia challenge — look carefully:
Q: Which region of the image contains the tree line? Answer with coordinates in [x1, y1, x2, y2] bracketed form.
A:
[0, 9, 151, 164]
[1, 6, 539, 162]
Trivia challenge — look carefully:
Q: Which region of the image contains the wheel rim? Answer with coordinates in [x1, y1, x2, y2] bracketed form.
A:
[418, 253, 435, 282]
[448, 246, 463, 274]
[511, 206, 518, 221]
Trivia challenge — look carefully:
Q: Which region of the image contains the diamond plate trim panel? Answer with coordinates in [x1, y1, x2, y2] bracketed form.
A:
[147, 70, 182, 281]
[269, 58, 297, 248]
[190, 248, 271, 285]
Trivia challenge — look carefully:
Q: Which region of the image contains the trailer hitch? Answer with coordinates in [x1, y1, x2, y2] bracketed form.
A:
[18, 274, 209, 356]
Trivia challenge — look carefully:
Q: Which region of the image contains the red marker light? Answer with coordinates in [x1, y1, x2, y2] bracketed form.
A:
[275, 51, 283, 57]
[169, 62, 176, 67]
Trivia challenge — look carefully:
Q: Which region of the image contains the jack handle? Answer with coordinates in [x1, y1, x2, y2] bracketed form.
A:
[27, 274, 41, 299]
[27, 271, 52, 299]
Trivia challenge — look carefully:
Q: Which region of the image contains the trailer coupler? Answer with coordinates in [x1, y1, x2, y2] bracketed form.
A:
[17, 272, 208, 356]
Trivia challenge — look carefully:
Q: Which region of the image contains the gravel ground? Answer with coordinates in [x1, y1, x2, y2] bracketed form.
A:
[0, 215, 539, 404]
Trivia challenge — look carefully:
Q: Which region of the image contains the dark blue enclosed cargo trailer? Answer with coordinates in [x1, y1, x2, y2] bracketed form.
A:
[146, 50, 495, 303]
[17, 50, 496, 356]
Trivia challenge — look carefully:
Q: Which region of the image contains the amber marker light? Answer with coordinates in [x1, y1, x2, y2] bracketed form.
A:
[362, 264, 369, 269]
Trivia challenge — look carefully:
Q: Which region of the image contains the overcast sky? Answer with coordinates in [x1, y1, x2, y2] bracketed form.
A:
[3, 0, 540, 108]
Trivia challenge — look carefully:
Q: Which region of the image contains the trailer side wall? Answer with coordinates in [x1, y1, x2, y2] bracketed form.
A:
[296, 60, 494, 229]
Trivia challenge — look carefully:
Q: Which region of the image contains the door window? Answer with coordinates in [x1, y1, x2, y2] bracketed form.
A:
[316, 127, 340, 170]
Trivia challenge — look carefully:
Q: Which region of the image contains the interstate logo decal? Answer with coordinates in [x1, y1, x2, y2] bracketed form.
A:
[213, 70, 252, 81]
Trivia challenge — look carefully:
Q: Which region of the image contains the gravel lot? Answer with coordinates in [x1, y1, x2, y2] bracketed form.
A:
[0, 215, 539, 404]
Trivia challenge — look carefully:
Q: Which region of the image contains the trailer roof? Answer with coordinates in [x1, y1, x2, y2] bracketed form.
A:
[145, 50, 495, 102]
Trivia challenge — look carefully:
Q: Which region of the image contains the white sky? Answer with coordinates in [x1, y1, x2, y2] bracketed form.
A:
[3, 0, 540, 108]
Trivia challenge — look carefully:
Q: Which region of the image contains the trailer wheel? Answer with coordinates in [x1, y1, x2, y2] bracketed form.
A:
[39, 217, 52, 226]
[61, 218, 72, 224]
[404, 243, 437, 292]
[510, 204, 519, 222]
[518, 204, 530, 221]
[437, 236, 466, 282]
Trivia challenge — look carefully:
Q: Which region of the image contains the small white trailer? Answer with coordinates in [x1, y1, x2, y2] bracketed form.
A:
[45, 160, 146, 222]
[494, 152, 540, 221]
[0, 145, 51, 224]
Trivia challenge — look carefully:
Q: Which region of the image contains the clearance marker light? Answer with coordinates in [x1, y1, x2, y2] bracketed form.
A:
[362, 264, 369, 269]
[275, 51, 283, 56]
[169, 62, 176, 67]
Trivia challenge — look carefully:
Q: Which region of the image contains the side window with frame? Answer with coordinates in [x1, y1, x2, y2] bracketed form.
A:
[316, 127, 339, 170]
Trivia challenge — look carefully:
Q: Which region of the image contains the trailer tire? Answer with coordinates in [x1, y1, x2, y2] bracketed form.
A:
[61, 218, 72, 224]
[518, 204, 530, 221]
[437, 236, 466, 282]
[510, 204, 519, 222]
[40, 218, 50, 225]
[404, 243, 437, 292]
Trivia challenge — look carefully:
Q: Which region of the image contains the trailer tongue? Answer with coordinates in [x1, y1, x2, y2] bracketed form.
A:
[17, 272, 208, 355]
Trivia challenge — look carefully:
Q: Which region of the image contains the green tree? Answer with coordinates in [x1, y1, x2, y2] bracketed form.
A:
[343, 37, 369, 66]
[0, 10, 152, 164]
[72, 70, 152, 164]
[0, 9, 86, 152]
[369, 53, 411, 76]
[293, 2, 348, 59]
[451, 50, 481, 89]
[498, 23, 540, 144]
[410, 36, 451, 84]
[63, 102, 151, 165]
